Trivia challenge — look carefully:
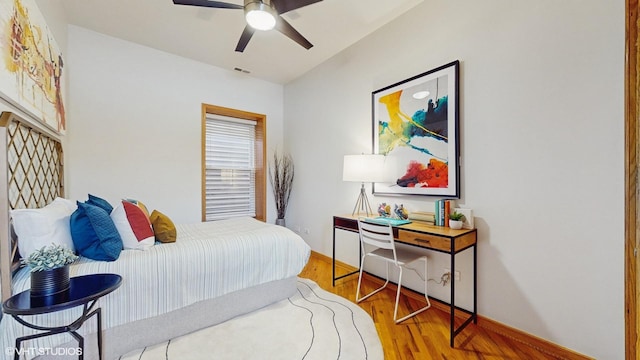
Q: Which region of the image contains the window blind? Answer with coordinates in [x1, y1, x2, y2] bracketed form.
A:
[204, 115, 256, 221]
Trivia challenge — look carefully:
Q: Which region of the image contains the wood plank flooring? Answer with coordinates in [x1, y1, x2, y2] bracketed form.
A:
[298, 251, 562, 360]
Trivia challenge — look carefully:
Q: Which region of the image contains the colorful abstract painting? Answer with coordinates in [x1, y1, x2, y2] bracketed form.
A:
[372, 61, 459, 197]
[0, 0, 66, 134]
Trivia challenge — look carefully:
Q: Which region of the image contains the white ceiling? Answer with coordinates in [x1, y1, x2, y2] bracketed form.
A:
[60, 0, 423, 84]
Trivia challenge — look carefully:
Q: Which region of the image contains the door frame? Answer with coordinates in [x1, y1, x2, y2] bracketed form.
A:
[625, 0, 639, 359]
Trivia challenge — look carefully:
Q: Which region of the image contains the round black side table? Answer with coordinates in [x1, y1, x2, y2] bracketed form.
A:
[2, 273, 122, 360]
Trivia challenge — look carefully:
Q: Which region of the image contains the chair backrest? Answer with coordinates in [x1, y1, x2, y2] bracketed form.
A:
[358, 219, 396, 254]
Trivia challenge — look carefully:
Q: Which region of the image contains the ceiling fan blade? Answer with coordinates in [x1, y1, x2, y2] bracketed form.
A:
[272, 0, 322, 14]
[172, 0, 243, 9]
[274, 16, 312, 49]
[235, 25, 256, 52]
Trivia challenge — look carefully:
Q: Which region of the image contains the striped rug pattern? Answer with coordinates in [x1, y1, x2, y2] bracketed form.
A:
[120, 278, 383, 360]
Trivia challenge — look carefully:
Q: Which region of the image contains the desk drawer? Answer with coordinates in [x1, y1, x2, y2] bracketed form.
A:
[397, 230, 451, 252]
[333, 216, 358, 232]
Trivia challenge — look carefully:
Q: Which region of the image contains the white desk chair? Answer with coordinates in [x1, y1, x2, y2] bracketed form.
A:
[355, 219, 431, 323]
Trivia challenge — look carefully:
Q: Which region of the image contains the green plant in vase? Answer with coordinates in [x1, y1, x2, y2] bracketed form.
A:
[22, 243, 78, 297]
[22, 243, 78, 271]
[449, 211, 466, 229]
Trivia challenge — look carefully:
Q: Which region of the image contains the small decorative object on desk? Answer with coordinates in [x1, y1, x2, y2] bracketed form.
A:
[448, 211, 465, 230]
[377, 203, 391, 217]
[22, 243, 78, 297]
[394, 204, 409, 219]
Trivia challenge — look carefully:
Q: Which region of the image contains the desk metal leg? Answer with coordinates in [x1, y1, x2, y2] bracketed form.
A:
[450, 245, 456, 347]
[332, 226, 336, 287]
[449, 244, 478, 347]
[332, 226, 362, 287]
[474, 244, 477, 324]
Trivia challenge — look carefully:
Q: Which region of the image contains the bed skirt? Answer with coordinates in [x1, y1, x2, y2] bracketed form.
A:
[33, 277, 296, 360]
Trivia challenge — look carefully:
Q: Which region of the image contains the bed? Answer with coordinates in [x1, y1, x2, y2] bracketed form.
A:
[0, 112, 311, 359]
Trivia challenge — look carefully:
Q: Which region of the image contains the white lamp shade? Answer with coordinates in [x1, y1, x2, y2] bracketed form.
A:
[343, 154, 392, 183]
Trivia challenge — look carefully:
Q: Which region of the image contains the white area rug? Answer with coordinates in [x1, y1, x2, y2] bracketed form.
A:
[120, 278, 383, 360]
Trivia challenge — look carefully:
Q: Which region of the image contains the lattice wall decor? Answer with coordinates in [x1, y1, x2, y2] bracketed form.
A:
[6, 119, 63, 210]
[0, 112, 64, 301]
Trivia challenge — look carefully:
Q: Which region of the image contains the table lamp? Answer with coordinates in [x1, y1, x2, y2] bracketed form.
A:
[343, 154, 390, 216]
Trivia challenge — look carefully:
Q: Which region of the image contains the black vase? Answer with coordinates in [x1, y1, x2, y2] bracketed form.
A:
[30, 266, 70, 297]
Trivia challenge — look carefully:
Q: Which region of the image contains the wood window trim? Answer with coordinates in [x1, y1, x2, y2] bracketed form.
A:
[201, 104, 266, 222]
[626, 0, 639, 358]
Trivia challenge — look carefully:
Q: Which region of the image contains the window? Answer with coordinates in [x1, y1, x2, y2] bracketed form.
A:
[202, 104, 266, 222]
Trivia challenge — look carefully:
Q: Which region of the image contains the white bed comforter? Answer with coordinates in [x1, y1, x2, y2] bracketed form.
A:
[0, 217, 310, 358]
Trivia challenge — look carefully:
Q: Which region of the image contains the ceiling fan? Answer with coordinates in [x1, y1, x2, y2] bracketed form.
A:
[172, 0, 322, 52]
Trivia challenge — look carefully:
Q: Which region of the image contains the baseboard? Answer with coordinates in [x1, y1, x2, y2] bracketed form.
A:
[310, 250, 593, 360]
[319, 250, 354, 271]
[476, 316, 593, 360]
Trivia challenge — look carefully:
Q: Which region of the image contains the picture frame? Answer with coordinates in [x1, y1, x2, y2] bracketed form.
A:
[372, 60, 460, 197]
[0, 0, 67, 134]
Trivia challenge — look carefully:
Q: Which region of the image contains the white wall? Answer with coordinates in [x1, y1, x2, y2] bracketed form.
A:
[65, 26, 284, 224]
[284, 1, 624, 359]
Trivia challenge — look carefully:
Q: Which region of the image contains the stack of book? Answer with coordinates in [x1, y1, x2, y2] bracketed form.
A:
[408, 211, 435, 225]
[435, 199, 455, 227]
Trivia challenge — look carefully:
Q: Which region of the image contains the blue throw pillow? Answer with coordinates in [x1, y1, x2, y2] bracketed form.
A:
[86, 194, 113, 214]
[70, 202, 122, 261]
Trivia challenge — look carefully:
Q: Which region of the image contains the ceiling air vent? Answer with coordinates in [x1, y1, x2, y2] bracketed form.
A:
[233, 67, 251, 74]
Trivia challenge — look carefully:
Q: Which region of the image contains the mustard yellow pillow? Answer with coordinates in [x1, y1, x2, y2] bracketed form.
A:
[149, 210, 177, 243]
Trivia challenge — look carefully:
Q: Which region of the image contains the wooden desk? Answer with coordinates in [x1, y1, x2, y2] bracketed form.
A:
[332, 215, 477, 347]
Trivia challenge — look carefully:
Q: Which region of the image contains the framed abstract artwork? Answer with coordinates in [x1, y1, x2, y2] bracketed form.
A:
[0, 0, 66, 134]
[372, 60, 460, 197]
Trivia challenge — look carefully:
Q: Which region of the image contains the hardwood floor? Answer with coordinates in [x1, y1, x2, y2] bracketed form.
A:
[298, 251, 573, 360]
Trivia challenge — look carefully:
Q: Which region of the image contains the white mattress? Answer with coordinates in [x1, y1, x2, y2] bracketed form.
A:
[0, 217, 310, 358]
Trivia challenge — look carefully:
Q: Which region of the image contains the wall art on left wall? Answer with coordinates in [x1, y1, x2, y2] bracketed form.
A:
[0, 0, 66, 134]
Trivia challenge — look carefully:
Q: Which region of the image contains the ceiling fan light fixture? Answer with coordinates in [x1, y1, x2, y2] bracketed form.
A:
[245, 1, 277, 31]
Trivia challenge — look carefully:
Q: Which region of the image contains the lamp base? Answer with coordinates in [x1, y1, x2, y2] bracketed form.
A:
[352, 183, 374, 217]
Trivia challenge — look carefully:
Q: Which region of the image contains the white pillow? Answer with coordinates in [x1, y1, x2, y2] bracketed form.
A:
[111, 201, 155, 250]
[11, 197, 77, 259]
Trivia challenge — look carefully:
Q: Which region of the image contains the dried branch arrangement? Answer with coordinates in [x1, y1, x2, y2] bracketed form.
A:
[269, 151, 295, 219]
